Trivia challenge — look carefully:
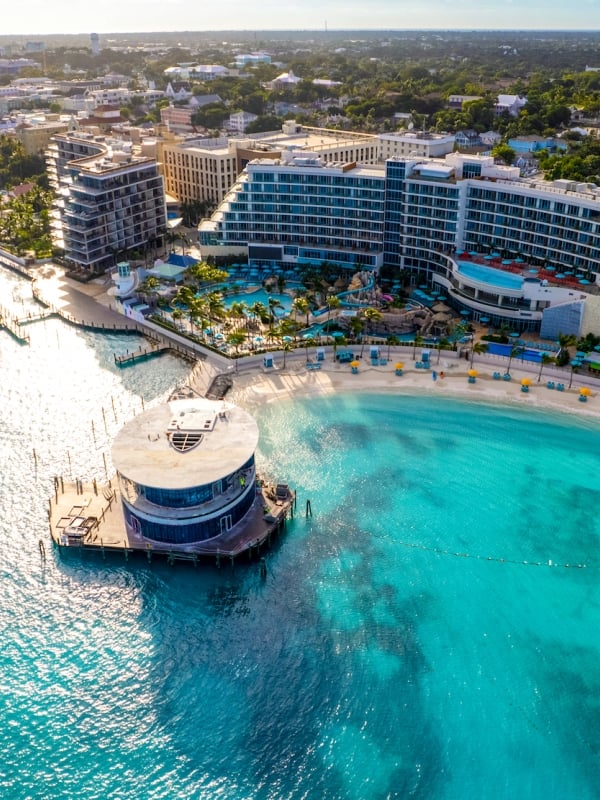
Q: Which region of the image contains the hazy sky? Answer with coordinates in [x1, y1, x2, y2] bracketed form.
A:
[1, 0, 598, 36]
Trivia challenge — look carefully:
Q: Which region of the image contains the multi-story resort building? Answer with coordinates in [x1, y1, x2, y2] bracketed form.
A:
[199, 151, 600, 336]
[157, 121, 379, 208]
[47, 131, 167, 273]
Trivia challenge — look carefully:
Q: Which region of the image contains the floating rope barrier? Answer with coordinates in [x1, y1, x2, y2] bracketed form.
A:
[394, 539, 587, 569]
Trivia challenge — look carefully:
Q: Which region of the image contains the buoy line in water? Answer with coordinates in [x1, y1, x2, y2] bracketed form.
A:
[393, 539, 587, 569]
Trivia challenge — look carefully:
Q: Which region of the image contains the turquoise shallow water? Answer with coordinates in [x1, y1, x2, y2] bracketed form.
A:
[1, 269, 600, 799]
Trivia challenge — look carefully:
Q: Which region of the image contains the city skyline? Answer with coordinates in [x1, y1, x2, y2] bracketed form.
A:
[1, 0, 599, 37]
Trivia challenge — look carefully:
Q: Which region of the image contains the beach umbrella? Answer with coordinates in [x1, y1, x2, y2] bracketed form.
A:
[521, 377, 532, 386]
[395, 362, 404, 369]
[468, 369, 478, 377]
[580, 387, 591, 396]
[350, 360, 360, 369]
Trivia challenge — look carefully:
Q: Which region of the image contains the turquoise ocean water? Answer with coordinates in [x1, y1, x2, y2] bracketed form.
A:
[1, 268, 599, 799]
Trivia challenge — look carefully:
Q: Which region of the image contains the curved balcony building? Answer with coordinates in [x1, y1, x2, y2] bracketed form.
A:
[111, 397, 259, 545]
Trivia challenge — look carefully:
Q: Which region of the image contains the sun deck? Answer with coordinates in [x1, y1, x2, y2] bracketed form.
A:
[48, 478, 296, 564]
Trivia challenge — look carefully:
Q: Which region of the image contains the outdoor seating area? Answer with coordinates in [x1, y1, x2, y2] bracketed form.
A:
[547, 381, 565, 391]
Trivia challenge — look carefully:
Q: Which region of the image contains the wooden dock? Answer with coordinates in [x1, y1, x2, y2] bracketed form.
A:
[47, 477, 296, 566]
[0, 305, 30, 344]
[114, 343, 171, 367]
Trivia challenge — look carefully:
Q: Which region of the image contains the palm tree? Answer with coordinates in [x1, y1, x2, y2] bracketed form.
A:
[326, 294, 341, 325]
[229, 301, 248, 332]
[556, 332, 577, 366]
[349, 315, 363, 344]
[412, 333, 424, 360]
[387, 334, 400, 362]
[537, 352, 554, 382]
[226, 331, 246, 354]
[470, 341, 488, 367]
[363, 307, 383, 336]
[267, 297, 284, 331]
[138, 275, 160, 307]
[292, 296, 310, 328]
[506, 345, 525, 376]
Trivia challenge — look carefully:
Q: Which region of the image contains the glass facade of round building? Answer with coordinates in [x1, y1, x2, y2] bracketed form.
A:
[111, 397, 260, 545]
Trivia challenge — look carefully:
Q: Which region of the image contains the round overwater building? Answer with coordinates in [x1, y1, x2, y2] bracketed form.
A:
[111, 397, 260, 544]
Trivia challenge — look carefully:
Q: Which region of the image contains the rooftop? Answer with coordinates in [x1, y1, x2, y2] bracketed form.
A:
[111, 398, 259, 490]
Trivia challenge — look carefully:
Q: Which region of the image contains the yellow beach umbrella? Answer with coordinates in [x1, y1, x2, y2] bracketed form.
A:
[521, 377, 532, 386]
[350, 360, 360, 368]
[395, 362, 404, 370]
[580, 386, 591, 396]
[468, 369, 478, 378]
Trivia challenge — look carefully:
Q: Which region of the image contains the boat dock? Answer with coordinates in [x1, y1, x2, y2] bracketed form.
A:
[114, 343, 171, 367]
[47, 477, 296, 566]
[0, 305, 30, 344]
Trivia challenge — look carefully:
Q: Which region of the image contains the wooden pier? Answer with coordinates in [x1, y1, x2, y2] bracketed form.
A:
[114, 343, 171, 367]
[47, 477, 296, 566]
[0, 305, 30, 344]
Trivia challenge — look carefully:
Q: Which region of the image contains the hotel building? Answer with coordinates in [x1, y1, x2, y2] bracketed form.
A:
[200, 151, 600, 334]
[157, 122, 379, 208]
[47, 132, 167, 273]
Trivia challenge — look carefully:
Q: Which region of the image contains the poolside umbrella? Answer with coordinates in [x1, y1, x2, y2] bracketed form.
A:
[479, 316, 490, 324]
[432, 302, 451, 312]
[282, 335, 293, 343]
[214, 333, 224, 340]
[509, 331, 520, 338]
[254, 336, 264, 344]
[460, 310, 470, 317]
[576, 351, 586, 358]
[331, 331, 345, 338]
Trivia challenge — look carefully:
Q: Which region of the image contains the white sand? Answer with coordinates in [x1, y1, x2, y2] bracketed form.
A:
[222, 353, 600, 421]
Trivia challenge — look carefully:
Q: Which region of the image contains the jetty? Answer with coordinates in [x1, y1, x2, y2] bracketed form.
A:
[114, 343, 171, 367]
[47, 477, 296, 566]
[0, 305, 30, 344]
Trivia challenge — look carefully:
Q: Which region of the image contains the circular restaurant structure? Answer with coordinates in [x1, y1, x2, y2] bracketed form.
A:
[111, 397, 259, 545]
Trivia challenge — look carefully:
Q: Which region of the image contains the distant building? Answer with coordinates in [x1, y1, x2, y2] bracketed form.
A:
[268, 70, 302, 89]
[235, 53, 271, 68]
[480, 130, 502, 147]
[158, 121, 378, 207]
[455, 129, 482, 148]
[90, 33, 100, 57]
[378, 131, 455, 160]
[160, 105, 195, 132]
[508, 136, 568, 154]
[228, 110, 258, 133]
[15, 119, 70, 155]
[495, 94, 527, 116]
[448, 94, 482, 109]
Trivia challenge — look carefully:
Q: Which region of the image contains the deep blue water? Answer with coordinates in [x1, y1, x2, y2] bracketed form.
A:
[1, 268, 599, 799]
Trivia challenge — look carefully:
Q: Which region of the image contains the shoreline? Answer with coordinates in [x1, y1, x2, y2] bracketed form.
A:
[219, 356, 600, 422]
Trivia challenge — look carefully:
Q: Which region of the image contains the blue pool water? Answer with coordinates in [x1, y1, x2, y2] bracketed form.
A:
[2, 268, 600, 799]
[222, 287, 294, 314]
[457, 260, 524, 289]
[486, 341, 544, 363]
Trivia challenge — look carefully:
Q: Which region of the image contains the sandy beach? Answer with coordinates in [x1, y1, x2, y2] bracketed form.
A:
[216, 350, 600, 421]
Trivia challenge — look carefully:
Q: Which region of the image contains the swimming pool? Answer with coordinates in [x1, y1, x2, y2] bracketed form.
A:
[222, 288, 295, 315]
[486, 341, 544, 363]
[457, 261, 524, 290]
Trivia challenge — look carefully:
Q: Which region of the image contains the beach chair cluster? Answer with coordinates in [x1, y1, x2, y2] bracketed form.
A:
[546, 381, 565, 391]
